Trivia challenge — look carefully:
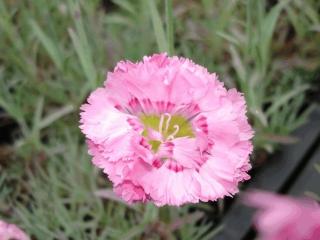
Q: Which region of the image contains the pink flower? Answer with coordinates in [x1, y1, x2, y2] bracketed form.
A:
[244, 191, 320, 240]
[80, 53, 253, 206]
[0, 220, 29, 240]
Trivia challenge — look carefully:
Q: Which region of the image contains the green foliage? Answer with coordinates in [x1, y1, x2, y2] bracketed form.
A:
[0, 0, 319, 239]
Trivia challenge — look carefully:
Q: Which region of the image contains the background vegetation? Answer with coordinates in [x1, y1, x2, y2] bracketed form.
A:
[0, 0, 319, 239]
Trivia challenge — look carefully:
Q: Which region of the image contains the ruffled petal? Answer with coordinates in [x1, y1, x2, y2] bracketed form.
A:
[114, 181, 148, 203]
[158, 137, 202, 169]
[139, 165, 200, 206]
[80, 88, 134, 144]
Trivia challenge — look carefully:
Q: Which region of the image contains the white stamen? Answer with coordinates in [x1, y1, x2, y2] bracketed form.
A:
[164, 113, 172, 134]
[158, 113, 181, 140]
[167, 125, 180, 140]
[159, 114, 165, 134]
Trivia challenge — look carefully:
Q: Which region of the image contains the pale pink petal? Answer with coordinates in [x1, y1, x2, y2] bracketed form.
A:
[244, 191, 320, 240]
[114, 181, 147, 203]
[139, 165, 200, 206]
[0, 220, 29, 240]
[158, 137, 201, 169]
[80, 88, 135, 144]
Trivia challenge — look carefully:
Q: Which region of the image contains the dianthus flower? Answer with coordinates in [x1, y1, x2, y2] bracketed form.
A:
[80, 53, 253, 206]
[245, 191, 320, 240]
[0, 220, 29, 240]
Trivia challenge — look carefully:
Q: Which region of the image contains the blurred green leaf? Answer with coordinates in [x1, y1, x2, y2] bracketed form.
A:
[148, 0, 168, 52]
[29, 20, 63, 70]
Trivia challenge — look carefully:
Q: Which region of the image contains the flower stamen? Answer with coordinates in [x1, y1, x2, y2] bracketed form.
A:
[167, 125, 180, 140]
[140, 112, 195, 151]
[159, 114, 165, 135]
[164, 113, 172, 134]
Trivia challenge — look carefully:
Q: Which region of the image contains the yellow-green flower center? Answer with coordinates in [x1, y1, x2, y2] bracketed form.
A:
[140, 114, 194, 152]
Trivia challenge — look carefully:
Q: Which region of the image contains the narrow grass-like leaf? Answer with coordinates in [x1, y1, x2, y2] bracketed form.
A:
[39, 104, 75, 130]
[229, 45, 246, 83]
[68, 28, 97, 88]
[142, 203, 159, 223]
[105, 14, 133, 26]
[94, 188, 139, 211]
[201, 224, 223, 240]
[33, 96, 44, 131]
[216, 31, 240, 46]
[112, 0, 136, 15]
[266, 84, 309, 116]
[259, 0, 289, 71]
[165, 0, 174, 55]
[29, 20, 63, 70]
[148, 0, 168, 52]
[119, 223, 147, 240]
